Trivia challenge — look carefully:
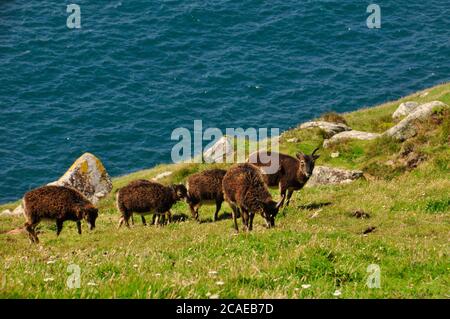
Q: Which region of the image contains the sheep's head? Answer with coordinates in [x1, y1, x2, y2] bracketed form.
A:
[171, 184, 188, 201]
[296, 147, 320, 179]
[84, 206, 98, 230]
[258, 195, 284, 228]
[75, 205, 98, 230]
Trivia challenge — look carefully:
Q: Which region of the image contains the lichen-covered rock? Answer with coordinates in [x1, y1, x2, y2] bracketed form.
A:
[384, 101, 448, 141]
[1, 154, 111, 218]
[203, 136, 233, 163]
[300, 121, 351, 136]
[306, 166, 364, 187]
[323, 130, 381, 148]
[47, 153, 112, 204]
[392, 101, 419, 119]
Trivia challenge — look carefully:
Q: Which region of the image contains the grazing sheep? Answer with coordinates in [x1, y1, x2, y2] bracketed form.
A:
[116, 180, 187, 228]
[247, 148, 320, 207]
[22, 185, 98, 243]
[222, 163, 284, 232]
[186, 169, 227, 221]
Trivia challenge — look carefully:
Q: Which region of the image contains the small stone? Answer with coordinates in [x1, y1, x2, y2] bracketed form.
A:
[330, 152, 339, 158]
[333, 290, 342, 297]
[287, 138, 299, 143]
[310, 211, 320, 219]
[216, 281, 225, 286]
[301, 284, 311, 289]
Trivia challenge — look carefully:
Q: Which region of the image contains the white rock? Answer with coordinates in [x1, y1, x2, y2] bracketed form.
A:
[300, 121, 351, 136]
[287, 138, 299, 143]
[392, 101, 419, 119]
[48, 152, 112, 204]
[307, 166, 364, 187]
[0, 209, 13, 217]
[203, 136, 233, 163]
[384, 101, 448, 141]
[1, 153, 112, 218]
[330, 152, 340, 158]
[323, 130, 381, 148]
[419, 91, 429, 98]
[152, 171, 173, 181]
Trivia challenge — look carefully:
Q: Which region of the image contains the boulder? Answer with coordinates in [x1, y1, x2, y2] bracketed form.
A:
[1, 153, 113, 218]
[392, 101, 419, 119]
[307, 166, 364, 187]
[384, 101, 448, 141]
[203, 136, 233, 163]
[323, 130, 381, 148]
[48, 153, 112, 204]
[299, 121, 351, 136]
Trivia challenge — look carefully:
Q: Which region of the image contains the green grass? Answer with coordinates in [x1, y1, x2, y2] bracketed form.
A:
[1, 83, 449, 298]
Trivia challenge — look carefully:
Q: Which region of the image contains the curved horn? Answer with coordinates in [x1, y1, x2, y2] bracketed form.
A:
[311, 147, 320, 156]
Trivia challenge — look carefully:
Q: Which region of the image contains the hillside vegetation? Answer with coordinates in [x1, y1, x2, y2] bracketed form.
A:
[0, 83, 449, 298]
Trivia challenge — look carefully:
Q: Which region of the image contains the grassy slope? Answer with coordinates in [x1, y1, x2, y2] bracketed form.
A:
[0, 83, 449, 298]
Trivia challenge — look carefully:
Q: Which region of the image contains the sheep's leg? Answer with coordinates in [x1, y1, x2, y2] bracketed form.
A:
[241, 209, 250, 231]
[76, 221, 82, 235]
[248, 213, 255, 231]
[154, 214, 161, 227]
[279, 184, 287, 207]
[166, 211, 173, 224]
[189, 203, 199, 221]
[56, 219, 64, 236]
[117, 217, 124, 228]
[285, 189, 294, 207]
[214, 200, 222, 221]
[151, 214, 157, 225]
[141, 216, 147, 226]
[230, 204, 239, 232]
[24, 222, 38, 244]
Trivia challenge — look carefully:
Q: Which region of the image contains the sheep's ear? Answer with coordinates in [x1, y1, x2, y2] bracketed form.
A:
[295, 152, 304, 160]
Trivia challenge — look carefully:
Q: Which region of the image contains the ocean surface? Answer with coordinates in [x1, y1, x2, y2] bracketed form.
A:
[1, 1, 449, 203]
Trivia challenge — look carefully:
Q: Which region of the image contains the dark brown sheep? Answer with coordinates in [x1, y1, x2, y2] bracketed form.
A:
[247, 148, 320, 207]
[222, 163, 283, 232]
[116, 179, 187, 228]
[22, 185, 98, 243]
[186, 169, 227, 221]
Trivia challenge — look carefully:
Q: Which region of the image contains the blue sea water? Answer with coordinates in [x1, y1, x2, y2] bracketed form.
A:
[0, 1, 449, 203]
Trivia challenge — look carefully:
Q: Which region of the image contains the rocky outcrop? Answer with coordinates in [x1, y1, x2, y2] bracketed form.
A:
[0, 205, 23, 217]
[392, 102, 419, 119]
[1, 153, 112, 217]
[48, 153, 112, 204]
[384, 101, 448, 141]
[203, 136, 233, 163]
[323, 130, 381, 148]
[307, 166, 364, 187]
[300, 121, 351, 136]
